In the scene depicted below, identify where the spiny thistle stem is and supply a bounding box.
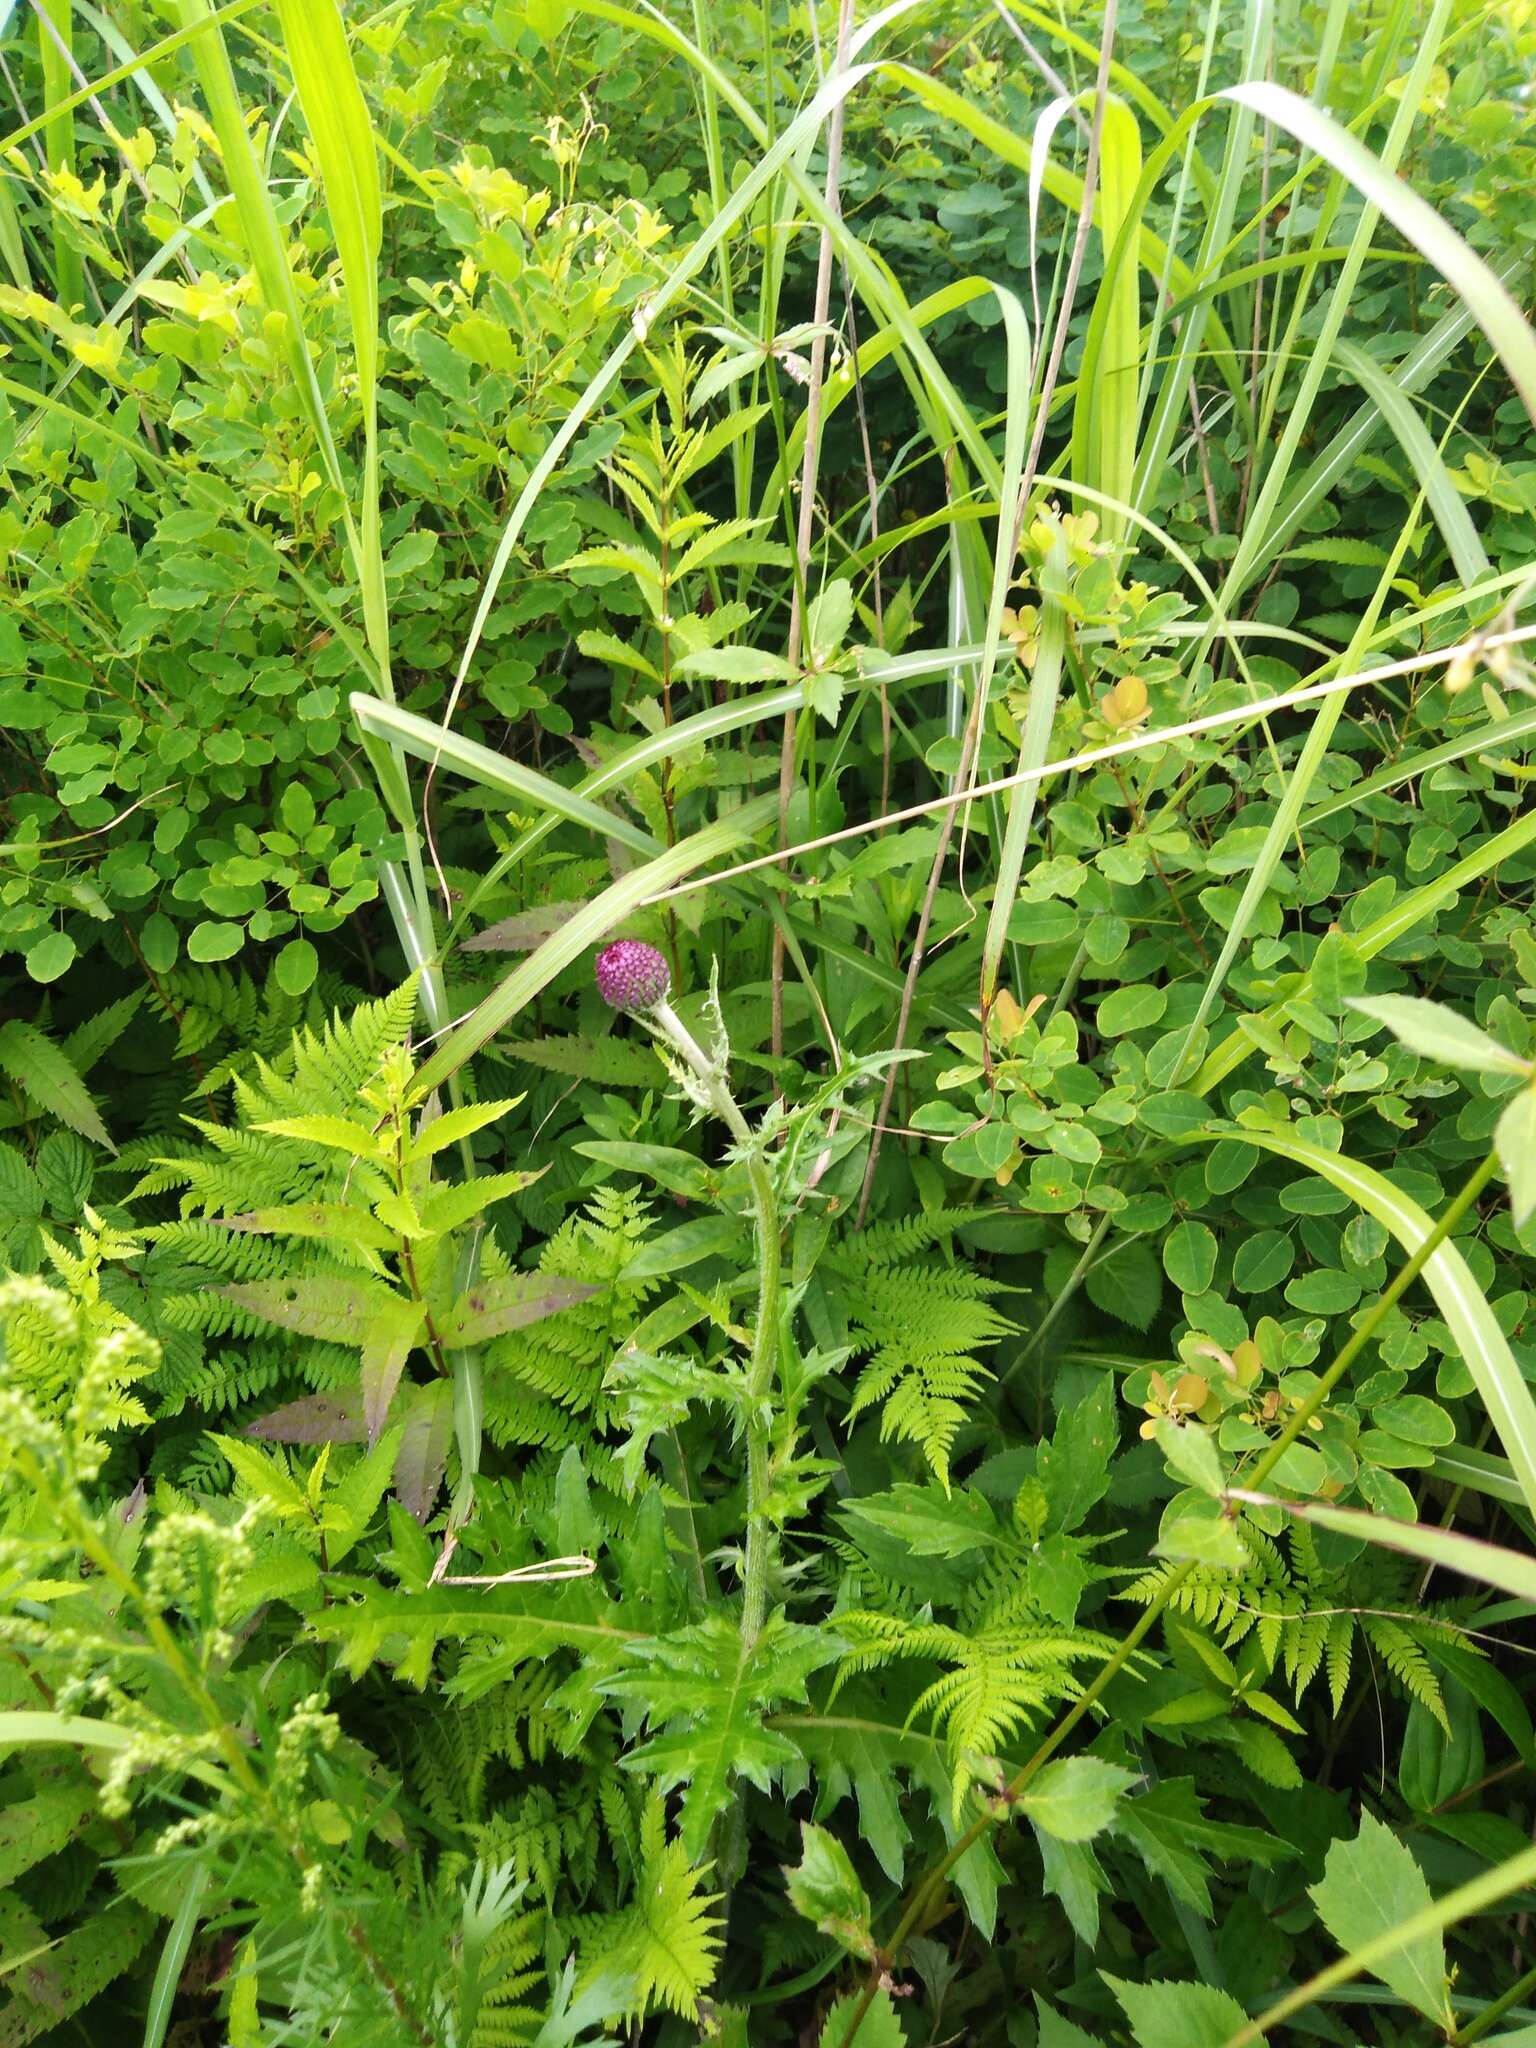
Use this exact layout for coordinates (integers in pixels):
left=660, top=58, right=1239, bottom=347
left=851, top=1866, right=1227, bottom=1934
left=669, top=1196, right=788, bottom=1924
left=595, top=945, right=782, bottom=1651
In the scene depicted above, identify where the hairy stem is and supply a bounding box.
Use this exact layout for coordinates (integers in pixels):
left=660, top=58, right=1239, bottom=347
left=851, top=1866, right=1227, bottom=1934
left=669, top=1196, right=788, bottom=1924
left=649, top=1000, right=781, bottom=1649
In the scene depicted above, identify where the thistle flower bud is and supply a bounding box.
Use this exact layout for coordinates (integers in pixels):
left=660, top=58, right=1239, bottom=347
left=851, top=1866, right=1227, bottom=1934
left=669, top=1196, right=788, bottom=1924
left=595, top=940, right=671, bottom=1014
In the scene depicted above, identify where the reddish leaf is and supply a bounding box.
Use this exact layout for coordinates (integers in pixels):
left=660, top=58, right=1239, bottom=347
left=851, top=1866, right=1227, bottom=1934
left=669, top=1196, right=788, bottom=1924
left=438, top=1274, right=599, bottom=1347
left=393, top=1383, right=454, bottom=1522
left=245, top=1393, right=365, bottom=1444
left=362, top=1297, right=427, bottom=1447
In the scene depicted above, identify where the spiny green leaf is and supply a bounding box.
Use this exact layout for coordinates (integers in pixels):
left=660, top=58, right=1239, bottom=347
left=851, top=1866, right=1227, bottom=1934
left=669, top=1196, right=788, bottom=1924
left=1309, top=1811, right=1450, bottom=2026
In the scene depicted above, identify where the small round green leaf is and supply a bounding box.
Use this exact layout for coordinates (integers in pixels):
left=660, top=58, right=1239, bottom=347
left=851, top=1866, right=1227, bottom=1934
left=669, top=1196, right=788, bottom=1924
left=275, top=937, right=318, bottom=996
left=25, top=932, right=76, bottom=984
left=1233, top=1229, right=1296, bottom=1293
left=140, top=912, right=179, bottom=974
left=187, top=920, right=244, bottom=963
left=1163, top=1219, right=1217, bottom=1295
left=1097, top=984, right=1167, bottom=1036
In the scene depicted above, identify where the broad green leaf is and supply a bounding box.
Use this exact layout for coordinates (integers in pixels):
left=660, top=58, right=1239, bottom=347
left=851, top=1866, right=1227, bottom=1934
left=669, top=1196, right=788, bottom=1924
left=186, top=918, right=243, bottom=963
left=1155, top=1503, right=1249, bottom=1571
left=25, top=930, right=75, bottom=983
left=274, top=937, right=318, bottom=996
left=1349, top=996, right=1529, bottom=1077
left=818, top=1990, right=904, bottom=2048
left=1037, top=1374, right=1116, bottom=1533
left=392, top=1381, right=454, bottom=1523
left=1034, top=1999, right=1100, bottom=2048
left=783, top=1822, right=874, bottom=1959
left=1154, top=1418, right=1225, bottom=1498
left=1022, top=1757, right=1139, bottom=1842
left=843, top=1484, right=1003, bottom=1559
left=219, top=1203, right=398, bottom=1255
left=1309, top=1811, right=1451, bottom=2027
left=1105, top=1974, right=1251, bottom=2048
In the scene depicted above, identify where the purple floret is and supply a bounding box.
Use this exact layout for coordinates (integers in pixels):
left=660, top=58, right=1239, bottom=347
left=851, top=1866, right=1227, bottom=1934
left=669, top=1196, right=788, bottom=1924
left=595, top=940, right=671, bottom=1014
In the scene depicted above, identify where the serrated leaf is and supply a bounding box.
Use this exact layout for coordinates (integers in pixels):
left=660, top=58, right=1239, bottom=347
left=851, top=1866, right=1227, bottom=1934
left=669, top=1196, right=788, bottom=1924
left=1105, top=1975, right=1251, bottom=2048
left=1035, top=1998, right=1101, bottom=2048
left=1155, top=1417, right=1226, bottom=1497
left=602, top=1614, right=841, bottom=1858
left=783, top=1822, right=874, bottom=1959
left=0, top=1018, right=112, bottom=1151
left=808, top=578, right=854, bottom=661
left=1350, top=995, right=1529, bottom=1076
left=409, top=1097, right=522, bottom=1159
left=818, top=1989, right=904, bottom=2048
left=1085, top=1236, right=1161, bottom=1329
left=1023, top=1756, right=1139, bottom=1842
left=256, top=1113, right=386, bottom=1163
left=1037, top=1375, right=1116, bottom=1533
left=1310, top=1811, right=1450, bottom=2025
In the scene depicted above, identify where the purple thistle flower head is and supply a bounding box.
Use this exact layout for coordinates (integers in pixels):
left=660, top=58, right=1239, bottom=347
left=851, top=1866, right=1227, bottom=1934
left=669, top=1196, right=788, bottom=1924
left=595, top=940, right=671, bottom=1015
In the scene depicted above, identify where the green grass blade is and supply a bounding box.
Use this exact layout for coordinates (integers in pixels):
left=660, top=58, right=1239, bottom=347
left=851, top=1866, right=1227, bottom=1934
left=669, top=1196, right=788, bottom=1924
left=35, top=0, right=82, bottom=312
left=350, top=697, right=660, bottom=859
left=1070, top=93, right=1143, bottom=551
left=1228, top=81, right=1536, bottom=427
left=143, top=1859, right=211, bottom=2048
left=981, top=582, right=1065, bottom=1009
left=1329, top=338, right=1488, bottom=586
left=1231, top=1490, right=1536, bottom=1602
left=269, top=0, right=389, bottom=686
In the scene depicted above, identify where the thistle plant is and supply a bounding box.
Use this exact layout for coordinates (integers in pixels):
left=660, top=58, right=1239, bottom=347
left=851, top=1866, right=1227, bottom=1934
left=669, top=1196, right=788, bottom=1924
left=594, top=940, right=782, bottom=1649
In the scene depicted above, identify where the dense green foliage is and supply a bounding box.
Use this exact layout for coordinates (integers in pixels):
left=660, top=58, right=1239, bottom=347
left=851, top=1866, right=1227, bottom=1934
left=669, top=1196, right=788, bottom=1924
left=3, top=0, right=1536, bottom=2042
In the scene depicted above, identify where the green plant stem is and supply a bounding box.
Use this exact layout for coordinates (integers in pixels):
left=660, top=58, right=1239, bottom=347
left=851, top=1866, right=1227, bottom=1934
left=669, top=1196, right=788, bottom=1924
left=649, top=1000, right=781, bottom=1652
left=1456, top=1960, right=1536, bottom=2046
left=841, top=1143, right=1502, bottom=2044
left=738, top=1143, right=782, bottom=1653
